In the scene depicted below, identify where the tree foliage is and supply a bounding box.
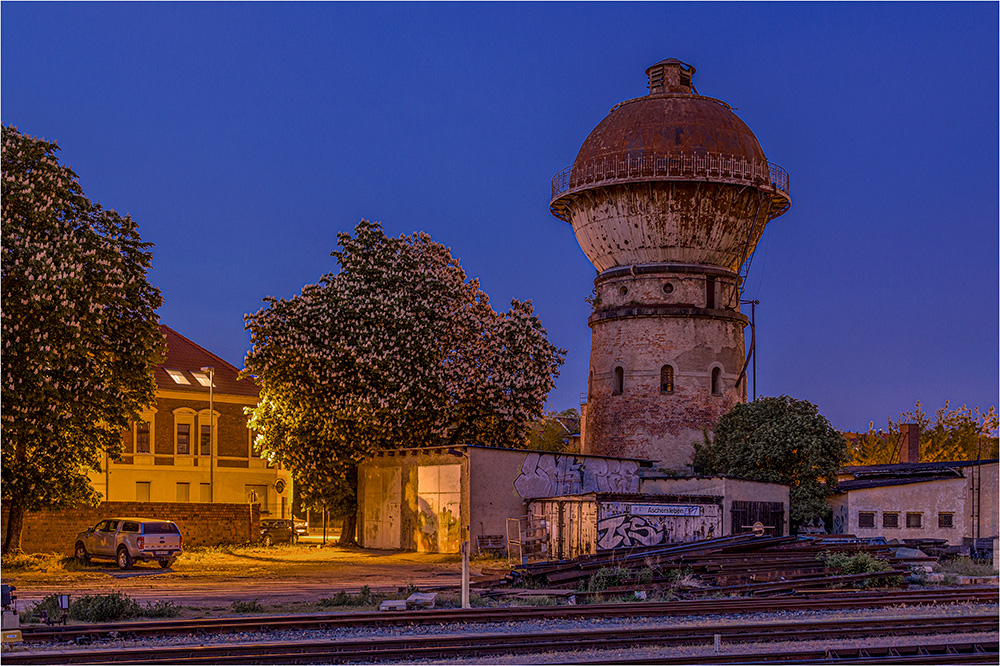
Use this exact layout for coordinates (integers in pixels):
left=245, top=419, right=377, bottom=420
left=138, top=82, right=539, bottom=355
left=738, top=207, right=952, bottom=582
left=847, top=401, right=999, bottom=466
left=1, top=126, right=164, bottom=554
left=526, top=408, right=581, bottom=453
left=243, top=220, right=565, bottom=521
left=692, top=395, right=848, bottom=524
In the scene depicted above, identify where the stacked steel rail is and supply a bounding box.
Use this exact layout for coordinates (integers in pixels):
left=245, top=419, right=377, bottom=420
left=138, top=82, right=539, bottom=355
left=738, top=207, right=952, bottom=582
left=497, top=533, right=932, bottom=597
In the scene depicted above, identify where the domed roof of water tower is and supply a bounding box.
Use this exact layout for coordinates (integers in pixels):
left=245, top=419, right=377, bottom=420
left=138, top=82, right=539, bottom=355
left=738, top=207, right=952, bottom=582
left=550, top=59, right=790, bottom=226
left=575, top=59, right=765, bottom=167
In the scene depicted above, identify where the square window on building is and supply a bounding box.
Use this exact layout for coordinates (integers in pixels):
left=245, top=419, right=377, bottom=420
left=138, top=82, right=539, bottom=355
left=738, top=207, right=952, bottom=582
left=938, top=512, right=954, bottom=528
left=858, top=512, right=875, bottom=528
left=136, top=421, right=151, bottom=454
left=177, top=423, right=190, bottom=455
left=136, top=481, right=151, bottom=502
left=176, top=482, right=190, bottom=502
left=906, top=512, right=922, bottom=529
left=200, top=425, right=212, bottom=456
left=882, top=512, right=899, bottom=528
left=200, top=483, right=211, bottom=503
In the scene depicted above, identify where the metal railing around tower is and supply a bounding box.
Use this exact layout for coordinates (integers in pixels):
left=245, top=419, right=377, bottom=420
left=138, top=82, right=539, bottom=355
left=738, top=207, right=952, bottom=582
left=550, top=152, right=789, bottom=201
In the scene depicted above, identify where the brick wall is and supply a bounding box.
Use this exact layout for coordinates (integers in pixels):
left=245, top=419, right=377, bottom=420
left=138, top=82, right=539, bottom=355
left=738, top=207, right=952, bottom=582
left=2, top=501, right=260, bottom=555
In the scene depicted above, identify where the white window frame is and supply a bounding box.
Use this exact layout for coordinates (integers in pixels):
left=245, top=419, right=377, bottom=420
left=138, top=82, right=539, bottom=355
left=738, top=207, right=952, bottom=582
left=173, top=407, right=197, bottom=456
left=165, top=369, right=190, bottom=385
left=132, top=408, right=157, bottom=455
left=197, top=409, right=219, bottom=457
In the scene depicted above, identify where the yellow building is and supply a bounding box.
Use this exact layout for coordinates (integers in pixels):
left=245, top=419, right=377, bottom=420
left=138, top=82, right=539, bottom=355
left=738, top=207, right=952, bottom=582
left=89, top=325, right=292, bottom=517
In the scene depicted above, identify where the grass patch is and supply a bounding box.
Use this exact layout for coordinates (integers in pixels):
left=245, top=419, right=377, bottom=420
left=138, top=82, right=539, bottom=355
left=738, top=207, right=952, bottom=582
left=936, top=557, right=997, bottom=577
left=230, top=599, right=265, bottom=613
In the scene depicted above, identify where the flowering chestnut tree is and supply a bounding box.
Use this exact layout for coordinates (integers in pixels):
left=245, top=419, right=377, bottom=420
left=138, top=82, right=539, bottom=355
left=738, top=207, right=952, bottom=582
left=243, top=220, right=564, bottom=539
left=2, top=126, right=164, bottom=555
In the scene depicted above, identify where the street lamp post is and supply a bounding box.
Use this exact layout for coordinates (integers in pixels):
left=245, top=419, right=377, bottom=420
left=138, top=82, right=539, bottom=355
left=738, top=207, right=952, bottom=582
left=201, top=366, right=214, bottom=503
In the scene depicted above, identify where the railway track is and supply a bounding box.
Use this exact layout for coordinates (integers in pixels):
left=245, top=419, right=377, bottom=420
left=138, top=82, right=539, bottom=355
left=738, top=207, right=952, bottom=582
left=5, top=614, right=997, bottom=664
left=17, top=586, right=997, bottom=644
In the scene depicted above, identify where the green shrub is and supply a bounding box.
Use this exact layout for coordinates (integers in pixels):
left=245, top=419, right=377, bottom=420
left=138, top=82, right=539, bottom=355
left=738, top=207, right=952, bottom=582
left=71, top=593, right=143, bottom=622
left=821, top=551, right=903, bottom=588
left=318, top=586, right=381, bottom=608
left=586, top=566, right=632, bottom=593
left=21, top=592, right=179, bottom=624
left=141, top=600, right=180, bottom=618
left=230, top=599, right=264, bottom=613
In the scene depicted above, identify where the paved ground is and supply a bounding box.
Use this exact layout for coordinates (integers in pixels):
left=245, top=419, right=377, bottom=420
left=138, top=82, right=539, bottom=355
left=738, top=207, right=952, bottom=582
left=7, top=544, right=472, bottom=609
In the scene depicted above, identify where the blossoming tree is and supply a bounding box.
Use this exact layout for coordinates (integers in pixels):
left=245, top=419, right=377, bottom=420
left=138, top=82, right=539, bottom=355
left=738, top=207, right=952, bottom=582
left=243, top=220, right=565, bottom=542
left=2, top=126, right=164, bottom=555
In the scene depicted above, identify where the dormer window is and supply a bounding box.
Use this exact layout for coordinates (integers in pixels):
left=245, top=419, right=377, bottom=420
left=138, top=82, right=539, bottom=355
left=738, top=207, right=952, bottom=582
left=191, top=372, right=214, bottom=388
left=165, top=369, right=190, bottom=385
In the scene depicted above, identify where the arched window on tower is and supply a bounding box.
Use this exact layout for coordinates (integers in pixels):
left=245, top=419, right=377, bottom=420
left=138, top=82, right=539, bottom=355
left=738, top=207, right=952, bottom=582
left=660, top=365, right=674, bottom=393
left=711, top=367, right=722, bottom=396
left=588, top=368, right=594, bottom=400
left=612, top=366, right=624, bottom=395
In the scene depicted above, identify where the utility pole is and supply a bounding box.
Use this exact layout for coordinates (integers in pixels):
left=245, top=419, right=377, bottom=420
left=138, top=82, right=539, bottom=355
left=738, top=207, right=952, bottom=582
left=201, top=366, right=215, bottom=503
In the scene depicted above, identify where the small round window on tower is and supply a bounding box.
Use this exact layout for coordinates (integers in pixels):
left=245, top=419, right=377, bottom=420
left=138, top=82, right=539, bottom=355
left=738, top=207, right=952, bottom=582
left=663, top=282, right=674, bottom=294
left=619, top=286, right=628, bottom=297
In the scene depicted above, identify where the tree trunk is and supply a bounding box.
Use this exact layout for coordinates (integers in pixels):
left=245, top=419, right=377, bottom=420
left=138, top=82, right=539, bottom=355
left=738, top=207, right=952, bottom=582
left=338, top=513, right=358, bottom=546
left=2, top=501, right=25, bottom=556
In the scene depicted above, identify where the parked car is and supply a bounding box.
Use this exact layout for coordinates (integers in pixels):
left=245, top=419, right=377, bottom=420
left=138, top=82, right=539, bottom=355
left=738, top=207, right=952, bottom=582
left=293, top=519, right=308, bottom=537
left=74, top=518, right=182, bottom=570
left=259, top=519, right=298, bottom=545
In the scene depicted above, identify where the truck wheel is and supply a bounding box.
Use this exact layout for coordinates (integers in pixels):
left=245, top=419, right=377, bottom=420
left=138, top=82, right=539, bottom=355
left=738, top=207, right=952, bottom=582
left=75, top=542, right=90, bottom=563
left=117, top=547, right=133, bottom=570
left=262, top=535, right=273, bottom=547
left=158, top=559, right=173, bottom=569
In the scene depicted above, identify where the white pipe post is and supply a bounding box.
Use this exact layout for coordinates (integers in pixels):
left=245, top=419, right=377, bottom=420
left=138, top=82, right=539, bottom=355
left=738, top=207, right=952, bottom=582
left=461, top=540, right=470, bottom=609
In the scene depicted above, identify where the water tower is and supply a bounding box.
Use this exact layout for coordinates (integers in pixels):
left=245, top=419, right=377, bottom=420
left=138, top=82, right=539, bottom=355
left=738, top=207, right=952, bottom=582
left=550, top=59, right=790, bottom=468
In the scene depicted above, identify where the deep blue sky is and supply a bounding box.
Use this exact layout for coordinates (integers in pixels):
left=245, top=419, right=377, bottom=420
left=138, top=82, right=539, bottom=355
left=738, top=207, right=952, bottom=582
left=3, top=2, right=997, bottom=432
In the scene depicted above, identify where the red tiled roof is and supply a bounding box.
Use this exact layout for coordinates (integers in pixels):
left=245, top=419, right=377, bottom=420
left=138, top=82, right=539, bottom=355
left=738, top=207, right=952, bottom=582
left=156, top=325, right=259, bottom=398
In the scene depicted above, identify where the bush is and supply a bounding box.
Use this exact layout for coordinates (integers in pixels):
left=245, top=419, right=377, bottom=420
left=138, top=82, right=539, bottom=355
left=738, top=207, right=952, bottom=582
left=142, top=600, right=180, bottom=618
left=585, top=566, right=632, bottom=593
left=318, top=586, right=381, bottom=608
left=230, top=599, right=264, bottom=613
left=20, top=593, right=180, bottom=624
left=936, top=557, right=997, bottom=577
left=821, top=551, right=903, bottom=588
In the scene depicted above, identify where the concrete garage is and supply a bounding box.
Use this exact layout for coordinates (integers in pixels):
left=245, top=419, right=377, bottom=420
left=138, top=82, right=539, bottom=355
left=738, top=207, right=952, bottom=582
left=357, top=445, right=791, bottom=556
left=358, top=445, right=653, bottom=553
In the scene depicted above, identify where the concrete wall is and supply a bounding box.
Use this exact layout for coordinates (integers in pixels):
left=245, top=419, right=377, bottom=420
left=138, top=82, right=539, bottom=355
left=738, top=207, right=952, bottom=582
left=831, top=463, right=998, bottom=547
left=833, top=478, right=969, bottom=544
left=639, top=475, right=790, bottom=536
left=1, top=501, right=260, bottom=555
left=358, top=449, right=470, bottom=553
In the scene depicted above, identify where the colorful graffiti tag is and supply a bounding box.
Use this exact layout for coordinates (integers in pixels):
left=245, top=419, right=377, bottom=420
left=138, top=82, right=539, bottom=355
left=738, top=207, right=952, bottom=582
left=513, top=453, right=640, bottom=498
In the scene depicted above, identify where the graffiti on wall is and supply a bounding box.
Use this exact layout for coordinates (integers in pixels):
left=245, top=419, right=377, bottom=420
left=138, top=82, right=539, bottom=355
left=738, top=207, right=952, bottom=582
left=513, top=453, right=640, bottom=498
left=596, top=514, right=664, bottom=550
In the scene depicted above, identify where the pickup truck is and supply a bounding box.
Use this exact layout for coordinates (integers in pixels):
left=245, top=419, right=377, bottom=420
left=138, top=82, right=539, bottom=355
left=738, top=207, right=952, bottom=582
left=74, top=517, right=182, bottom=570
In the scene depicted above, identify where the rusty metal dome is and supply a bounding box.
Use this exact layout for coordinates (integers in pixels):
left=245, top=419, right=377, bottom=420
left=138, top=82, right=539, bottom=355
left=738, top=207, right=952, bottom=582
left=550, top=60, right=789, bottom=227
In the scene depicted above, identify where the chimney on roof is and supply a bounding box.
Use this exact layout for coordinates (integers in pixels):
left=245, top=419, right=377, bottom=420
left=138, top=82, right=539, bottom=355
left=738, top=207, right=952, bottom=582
left=899, top=423, right=920, bottom=463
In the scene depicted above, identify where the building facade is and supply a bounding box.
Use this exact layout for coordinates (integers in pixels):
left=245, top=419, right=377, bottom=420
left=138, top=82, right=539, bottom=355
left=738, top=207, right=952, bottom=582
left=830, top=460, right=998, bottom=550
left=87, top=325, right=292, bottom=518
left=549, top=59, right=790, bottom=469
